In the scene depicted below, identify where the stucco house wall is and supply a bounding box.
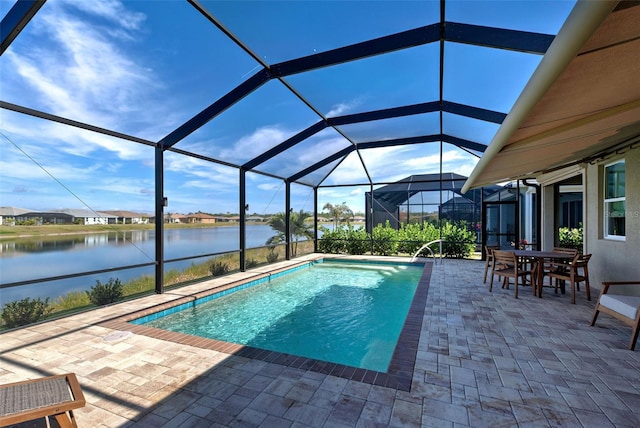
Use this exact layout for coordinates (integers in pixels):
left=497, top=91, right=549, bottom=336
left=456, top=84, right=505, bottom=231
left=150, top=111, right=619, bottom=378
left=540, top=145, right=639, bottom=296
left=585, top=145, right=640, bottom=295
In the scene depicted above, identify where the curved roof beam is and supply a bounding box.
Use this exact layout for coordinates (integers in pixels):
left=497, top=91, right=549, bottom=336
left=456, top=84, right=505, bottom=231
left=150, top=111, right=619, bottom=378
left=328, top=102, right=439, bottom=127
left=441, top=135, right=489, bottom=153
left=356, top=135, right=486, bottom=153
left=159, top=69, right=272, bottom=148
left=245, top=101, right=502, bottom=171
left=287, top=134, right=487, bottom=184
left=289, top=146, right=354, bottom=183
left=358, top=135, right=442, bottom=151
left=243, top=120, right=327, bottom=170
left=1, top=101, right=156, bottom=148
left=243, top=104, right=439, bottom=171
left=441, top=101, right=506, bottom=124
left=272, top=24, right=440, bottom=77
left=445, top=22, right=554, bottom=54
left=0, top=0, right=44, bottom=55
left=272, top=22, right=553, bottom=77
left=159, top=17, right=549, bottom=149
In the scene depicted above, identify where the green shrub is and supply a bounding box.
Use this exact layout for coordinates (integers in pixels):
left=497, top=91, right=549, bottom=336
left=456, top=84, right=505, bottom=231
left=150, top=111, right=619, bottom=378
left=343, top=225, right=370, bottom=255
left=246, top=258, right=259, bottom=269
left=372, top=221, right=399, bottom=255
left=209, top=260, right=229, bottom=276
left=558, top=225, right=583, bottom=252
left=15, top=218, right=39, bottom=226
left=318, top=226, right=346, bottom=254
left=397, top=222, right=440, bottom=255
left=1, top=297, right=52, bottom=328
left=320, top=220, right=476, bottom=258
left=396, top=223, right=420, bottom=255
left=266, top=248, right=279, bottom=263
left=440, top=222, right=476, bottom=258
left=86, top=278, right=124, bottom=306
left=319, top=225, right=372, bottom=255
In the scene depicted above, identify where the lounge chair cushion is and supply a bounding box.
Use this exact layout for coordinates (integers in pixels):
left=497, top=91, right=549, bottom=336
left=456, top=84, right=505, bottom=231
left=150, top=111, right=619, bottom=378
left=599, top=294, right=640, bottom=320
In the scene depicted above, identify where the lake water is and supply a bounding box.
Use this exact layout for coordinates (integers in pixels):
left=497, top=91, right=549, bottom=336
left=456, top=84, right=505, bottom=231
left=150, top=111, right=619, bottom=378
left=0, top=225, right=295, bottom=304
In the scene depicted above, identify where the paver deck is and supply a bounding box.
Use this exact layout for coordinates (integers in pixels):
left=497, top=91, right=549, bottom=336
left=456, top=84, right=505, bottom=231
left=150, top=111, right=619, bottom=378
left=1, top=256, right=639, bottom=427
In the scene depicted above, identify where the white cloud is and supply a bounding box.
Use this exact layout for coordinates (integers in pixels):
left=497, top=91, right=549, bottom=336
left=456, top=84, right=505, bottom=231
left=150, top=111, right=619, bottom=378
left=164, top=154, right=239, bottom=192
left=326, top=152, right=367, bottom=183
left=90, top=177, right=153, bottom=196
left=325, top=98, right=366, bottom=118
left=218, top=125, right=289, bottom=163
left=326, top=102, right=352, bottom=118
left=318, top=187, right=368, bottom=214
left=296, top=135, right=349, bottom=166
left=2, top=111, right=151, bottom=161
left=325, top=146, right=409, bottom=184
left=66, top=0, right=146, bottom=32
left=2, top=1, right=170, bottom=140
left=322, top=144, right=480, bottom=185
left=257, top=182, right=283, bottom=192
left=1, top=136, right=100, bottom=183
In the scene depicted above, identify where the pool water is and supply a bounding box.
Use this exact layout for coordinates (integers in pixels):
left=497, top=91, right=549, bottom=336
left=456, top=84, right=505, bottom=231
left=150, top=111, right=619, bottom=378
left=135, top=260, right=422, bottom=372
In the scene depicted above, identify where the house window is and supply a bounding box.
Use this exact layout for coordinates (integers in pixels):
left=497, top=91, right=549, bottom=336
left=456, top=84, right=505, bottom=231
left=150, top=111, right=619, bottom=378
left=604, top=160, right=625, bottom=239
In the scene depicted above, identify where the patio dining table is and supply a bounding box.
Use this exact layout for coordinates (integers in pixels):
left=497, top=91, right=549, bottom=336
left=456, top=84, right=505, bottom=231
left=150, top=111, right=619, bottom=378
left=507, top=250, right=575, bottom=298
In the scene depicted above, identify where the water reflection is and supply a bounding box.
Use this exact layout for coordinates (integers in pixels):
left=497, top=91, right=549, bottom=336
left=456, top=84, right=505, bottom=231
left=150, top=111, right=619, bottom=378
left=0, top=225, right=282, bottom=298
left=1, top=230, right=153, bottom=255
left=2, top=238, right=78, bottom=254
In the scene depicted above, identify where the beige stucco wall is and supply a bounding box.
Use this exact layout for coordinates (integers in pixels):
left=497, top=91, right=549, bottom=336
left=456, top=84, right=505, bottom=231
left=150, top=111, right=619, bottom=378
left=585, top=145, right=640, bottom=294
left=541, top=185, right=556, bottom=251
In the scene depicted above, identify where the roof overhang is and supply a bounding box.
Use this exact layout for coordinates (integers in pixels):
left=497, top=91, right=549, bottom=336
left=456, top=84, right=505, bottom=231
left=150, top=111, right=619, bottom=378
left=462, top=0, right=640, bottom=192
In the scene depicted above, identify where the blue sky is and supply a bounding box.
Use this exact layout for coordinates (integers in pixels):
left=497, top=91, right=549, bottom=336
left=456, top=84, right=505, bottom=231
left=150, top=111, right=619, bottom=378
left=0, top=0, right=575, bottom=215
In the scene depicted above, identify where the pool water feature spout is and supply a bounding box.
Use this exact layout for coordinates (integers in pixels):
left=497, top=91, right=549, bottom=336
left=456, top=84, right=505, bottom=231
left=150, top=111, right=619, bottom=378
left=411, top=239, right=443, bottom=263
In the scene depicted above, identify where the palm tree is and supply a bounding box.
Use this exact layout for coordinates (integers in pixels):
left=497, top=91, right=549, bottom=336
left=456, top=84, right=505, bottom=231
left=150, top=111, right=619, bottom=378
left=322, top=202, right=354, bottom=229
left=266, top=210, right=313, bottom=257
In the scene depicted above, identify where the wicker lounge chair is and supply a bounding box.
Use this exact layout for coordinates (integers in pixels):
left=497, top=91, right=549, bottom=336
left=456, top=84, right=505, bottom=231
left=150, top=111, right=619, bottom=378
left=0, top=373, right=85, bottom=427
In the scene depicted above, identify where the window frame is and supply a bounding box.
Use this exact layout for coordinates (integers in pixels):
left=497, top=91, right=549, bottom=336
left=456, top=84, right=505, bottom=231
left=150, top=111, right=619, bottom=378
left=603, top=159, right=626, bottom=241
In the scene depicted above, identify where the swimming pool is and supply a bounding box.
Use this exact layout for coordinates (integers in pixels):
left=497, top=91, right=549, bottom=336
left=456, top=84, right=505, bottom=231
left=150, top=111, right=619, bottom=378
left=131, top=259, right=423, bottom=372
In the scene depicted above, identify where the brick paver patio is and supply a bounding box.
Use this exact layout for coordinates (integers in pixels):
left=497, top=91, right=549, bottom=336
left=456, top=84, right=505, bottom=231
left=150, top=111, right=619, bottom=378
left=1, top=256, right=638, bottom=427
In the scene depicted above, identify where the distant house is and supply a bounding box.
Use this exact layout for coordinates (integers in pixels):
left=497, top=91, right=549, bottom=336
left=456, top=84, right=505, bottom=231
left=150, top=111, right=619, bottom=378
left=0, top=206, right=31, bottom=225
left=14, top=209, right=118, bottom=225
left=213, top=216, right=240, bottom=223
left=246, top=216, right=266, bottom=222
left=166, top=213, right=187, bottom=223
left=185, top=213, right=216, bottom=224
left=101, top=210, right=150, bottom=224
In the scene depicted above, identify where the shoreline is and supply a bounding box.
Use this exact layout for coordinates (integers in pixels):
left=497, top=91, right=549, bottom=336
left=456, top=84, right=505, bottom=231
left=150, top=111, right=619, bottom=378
left=0, top=221, right=347, bottom=240
left=0, top=222, right=238, bottom=240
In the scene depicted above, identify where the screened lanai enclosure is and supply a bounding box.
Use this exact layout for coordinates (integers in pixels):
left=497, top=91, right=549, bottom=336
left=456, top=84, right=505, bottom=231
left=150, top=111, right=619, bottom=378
left=1, top=0, right=578, bottom=305
left=365, top=173, right=500, bottom=232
